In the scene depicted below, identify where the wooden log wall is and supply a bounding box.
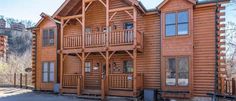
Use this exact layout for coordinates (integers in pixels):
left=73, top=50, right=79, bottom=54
left=216, top=3, right=227, bottom=94
left=193, top=6, right=216, bottom=96
left=32, top=31, right=37, bottom=85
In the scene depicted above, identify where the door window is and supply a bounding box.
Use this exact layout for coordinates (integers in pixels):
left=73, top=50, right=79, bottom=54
left=42, top=62, right=54, bottom=83
left=85, top=62, right=91, bottom=73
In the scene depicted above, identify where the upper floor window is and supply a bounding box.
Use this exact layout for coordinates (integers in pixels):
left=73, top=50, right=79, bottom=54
left=165, top=11, right=189, bottom=37
left=43, top=28, right=55, bottom=47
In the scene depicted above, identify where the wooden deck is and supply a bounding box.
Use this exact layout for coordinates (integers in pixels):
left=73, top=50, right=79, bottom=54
left=63, top=29, right=143, bottom=53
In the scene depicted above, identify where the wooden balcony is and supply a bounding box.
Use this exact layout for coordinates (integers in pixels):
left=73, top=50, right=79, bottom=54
left=63, top=29, right=143, bottom=52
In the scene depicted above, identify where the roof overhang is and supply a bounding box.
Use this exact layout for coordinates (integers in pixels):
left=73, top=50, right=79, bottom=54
left=35, top=12, right=60, bottom=28
left=157, top=0, right=197, bottom=10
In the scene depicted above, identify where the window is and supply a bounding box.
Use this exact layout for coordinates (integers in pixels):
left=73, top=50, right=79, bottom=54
left=124, top=22, right=133, bottom=30
left=124, top=22, right=134, bottom=43
left=123, top=60, right=133, bottom=73
left=42, top=28, right=55, bottom=46
left=166, top=57, right=189, bottom=86
left=165, top=11, right=189, bottom=36
left=42, top=62, right=54, bottom=83
left=85, top=62, right=91, bottom=73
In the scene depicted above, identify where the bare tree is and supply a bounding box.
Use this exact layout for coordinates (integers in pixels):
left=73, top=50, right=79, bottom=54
left=226, top=22, right=236, bottom=78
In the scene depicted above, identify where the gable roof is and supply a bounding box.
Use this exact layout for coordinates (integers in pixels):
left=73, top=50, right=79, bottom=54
left=35, top=12, right=60, bottom=27
left=52, top=0, right=146, bottom=18
left=157, top=0, right=197, bottom=10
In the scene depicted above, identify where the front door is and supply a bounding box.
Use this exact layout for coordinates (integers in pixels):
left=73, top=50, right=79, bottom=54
left=84, top=60, right=102, bottom=90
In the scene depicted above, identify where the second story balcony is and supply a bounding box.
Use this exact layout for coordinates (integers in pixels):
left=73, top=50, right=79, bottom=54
left=63, top=29, right=143, bottom=52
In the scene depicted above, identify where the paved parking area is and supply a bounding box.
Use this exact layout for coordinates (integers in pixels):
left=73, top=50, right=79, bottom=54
left=0, top=87, right=95, bottom=101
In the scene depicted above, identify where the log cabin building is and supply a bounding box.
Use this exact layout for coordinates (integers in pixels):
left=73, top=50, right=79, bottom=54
left=32, top=0, right=229, bottom=100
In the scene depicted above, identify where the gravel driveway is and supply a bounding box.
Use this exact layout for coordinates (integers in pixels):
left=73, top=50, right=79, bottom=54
left=0, top=87, right=96, bottom=101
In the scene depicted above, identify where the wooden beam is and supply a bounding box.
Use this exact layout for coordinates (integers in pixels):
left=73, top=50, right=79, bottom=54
left=109, top=12, right=117, bottom=21
left=106, top=0, right=109, bottom=48
left=82, top=0, right=85, bottom=49
left=81, top=52, right=85, bottom=90
left=99, top=52, right=106, bottom=59
left=85, top=0, right=96, bottom=3
left=61, top=14, right=82, bottom=20
left=109, top=6, right=133, bottom=13
left=125, top=50, right=134, bottom=59
left=85, top=1, right=93, bottom=12
left=63, top=19, right=71, bottom=28
left=85, top=52, right=91, bottom=59
left=109, top=51, right=116, bottom=59
left=64, top=0, right=80, bottom=16
left=59, top=19, right=64, bottom=92
left=99, top=0, right=107, bottom=7
left=76, top=54, right=82, bottom=60
left=76, top=18, right=82, bottom=25
left=133, top=49, right=137, bottom=96
left=124, top=10, right=134, bottom=19
left=133, top=7, right=137, bottom=47
left=63, top=54, right=68, bottom=61
left=72, top=5, right=82, bottom=15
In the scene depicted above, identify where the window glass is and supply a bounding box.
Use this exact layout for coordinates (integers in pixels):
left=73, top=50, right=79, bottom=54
left=42, top=28, right=55, bottom=46
left=42, top=62, right=54, bottom=83
left=43, top=73, right=48, bottom=82
left=85, top=27, right=91, bottom=33
left=85, top=62, right=91, bottom=73
left=124, top=60, right=133, bottom=73
left=49, top=63, right=54, bottom=72
left=43, top=62, right=48, bottom=72
left=178, top=11, right=188, bottom=23
left=178, top=57, right=189, bottom=86
left=49, top=62, right=54, bottom=82
left=165, top=11, right=189, bottom=36
left=166, top=25, right=176, bottom=36
left=49, top=29, right=54, bottom=45
left=43, top=30, right=48, bottom=46
left=166, top=58, right=176, bottom=86
left=124, top=22, right=133, bottom=30
left=178, top=24, right=188, bottom=35
left=166, top=13, right=176, bottom=24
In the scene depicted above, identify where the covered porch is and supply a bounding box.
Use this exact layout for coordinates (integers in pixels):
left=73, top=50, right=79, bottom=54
left=60, top=51, right=144, bottom=97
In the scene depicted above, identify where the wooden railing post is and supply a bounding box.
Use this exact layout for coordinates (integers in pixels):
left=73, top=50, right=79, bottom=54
left=77, top=76, right=81, bottom=96
left=14, top=73, right=16, bottom=87
left=233, top=78, right=236, bottom=95
left=25, top=74, right=27, bottom=89
left=20, top=73, right=22, bottom=88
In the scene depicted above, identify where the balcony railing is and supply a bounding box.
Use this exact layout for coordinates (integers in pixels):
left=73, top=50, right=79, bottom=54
left=63, top=29, right=143, bottom=49
left=108, top=73, right=144, bottom=91
left=62, top=74, right=82, bottom=88
left=109, top=29, right=134, bottom=46
left=64, top=34, right=82, bottom=49
left=108, top=74, right=133, bottom=90
left=85, top=32, right=106, bottom=47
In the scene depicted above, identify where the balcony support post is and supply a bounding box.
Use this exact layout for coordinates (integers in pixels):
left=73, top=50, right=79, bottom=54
left=133, top=49, right=137, bottom=96
left=133, top=7, right=137, bottom=48
left=59, top=18, right=64, bottom=94
left=82, top=0, right=85, bottom=49
left=106, top=0, right=109, bottom=48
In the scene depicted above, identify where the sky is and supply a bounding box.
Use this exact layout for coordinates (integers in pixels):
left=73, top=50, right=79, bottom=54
left=0, top=0, right=235, bottom=24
